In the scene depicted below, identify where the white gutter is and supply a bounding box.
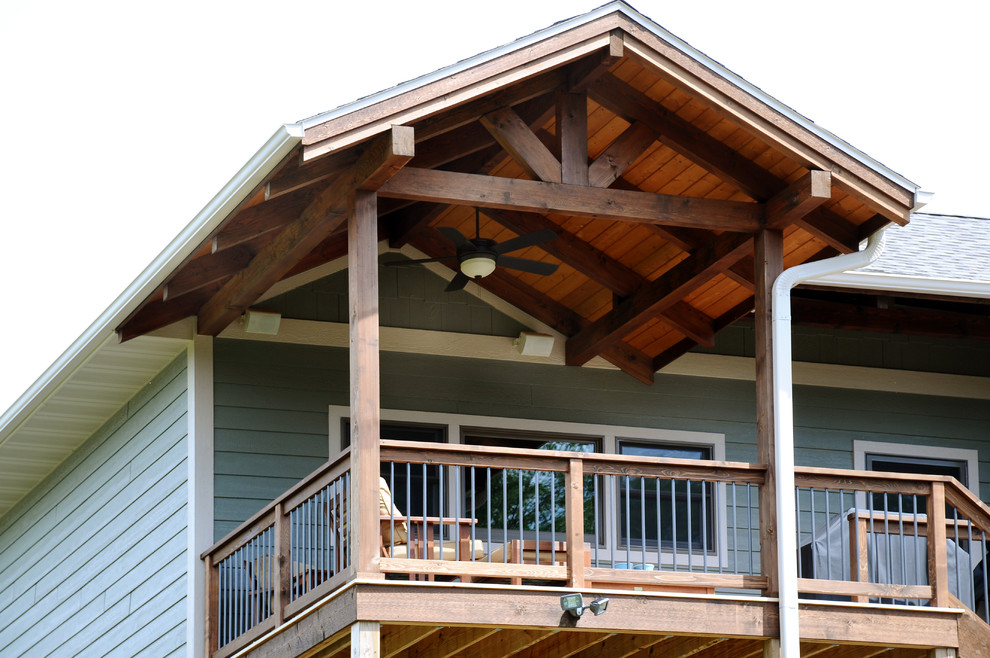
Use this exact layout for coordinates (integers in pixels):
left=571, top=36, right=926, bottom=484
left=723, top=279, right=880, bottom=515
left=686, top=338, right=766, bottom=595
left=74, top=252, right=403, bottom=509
left=0, top=124, right=304, bottom=443
left=771, top=228, right=888, bottom=656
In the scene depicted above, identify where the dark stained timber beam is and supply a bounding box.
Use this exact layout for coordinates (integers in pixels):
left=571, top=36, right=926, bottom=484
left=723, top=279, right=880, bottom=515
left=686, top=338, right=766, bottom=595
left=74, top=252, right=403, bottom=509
left=588, top=121, right=656, bottom=188
left=765, top=170, right=831, bottom=229
left=557, top=91, right=588, bottom=185
left=197, top=126, right=415, bottom=336
left=566, top=232, right=753, bottom=366
left=480, top=106, right=562, bottom=183
left=378, top=168, right=763, bottom=231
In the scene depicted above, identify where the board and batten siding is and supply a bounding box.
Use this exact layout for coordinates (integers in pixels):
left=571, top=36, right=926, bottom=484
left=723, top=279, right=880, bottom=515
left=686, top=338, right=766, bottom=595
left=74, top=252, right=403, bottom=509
left=0, top=355, right=189, bottom=658
left=213, top=338, right=990, bottom=538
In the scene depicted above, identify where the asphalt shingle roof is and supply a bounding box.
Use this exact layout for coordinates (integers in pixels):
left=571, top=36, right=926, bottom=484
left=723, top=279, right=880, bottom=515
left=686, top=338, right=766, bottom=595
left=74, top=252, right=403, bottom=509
left=863, top=213, right=990, bottom=283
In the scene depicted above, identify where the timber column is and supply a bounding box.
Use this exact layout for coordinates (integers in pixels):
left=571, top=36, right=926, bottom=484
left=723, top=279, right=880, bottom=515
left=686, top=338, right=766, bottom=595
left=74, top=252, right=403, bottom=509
left=347, top=126, right=415, bottom=579
left=754, top=228, right=783, bottom=598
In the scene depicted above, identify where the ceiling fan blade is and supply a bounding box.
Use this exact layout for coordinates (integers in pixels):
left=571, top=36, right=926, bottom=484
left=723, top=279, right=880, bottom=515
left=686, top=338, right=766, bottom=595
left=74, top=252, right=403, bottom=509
left=445, top=272, right=470, bottom=292
left=493, top=228, right=557, bottom=255
left=497, top=256, right=559, bottom=276
left=437, top=226, right=473, bottom=249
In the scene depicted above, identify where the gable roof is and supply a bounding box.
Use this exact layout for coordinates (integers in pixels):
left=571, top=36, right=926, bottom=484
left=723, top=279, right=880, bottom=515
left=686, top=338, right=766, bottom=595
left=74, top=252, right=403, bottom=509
left=0, top=1, right=951, bottom=519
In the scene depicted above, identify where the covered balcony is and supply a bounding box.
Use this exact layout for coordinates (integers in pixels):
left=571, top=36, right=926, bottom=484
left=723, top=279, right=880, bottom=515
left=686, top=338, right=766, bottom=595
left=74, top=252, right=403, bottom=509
left=203, top=439, right=990, bottom=657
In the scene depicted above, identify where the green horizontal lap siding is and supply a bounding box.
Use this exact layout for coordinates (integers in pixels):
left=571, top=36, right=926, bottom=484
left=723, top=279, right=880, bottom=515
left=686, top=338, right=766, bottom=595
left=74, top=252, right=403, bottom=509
left=697, top=321, right=990, bottom=377
left=255, top=260, right=527, bottom=337
left=0, top=355, right=189, bottom=658
left=214, top=339, right=990, bottom=538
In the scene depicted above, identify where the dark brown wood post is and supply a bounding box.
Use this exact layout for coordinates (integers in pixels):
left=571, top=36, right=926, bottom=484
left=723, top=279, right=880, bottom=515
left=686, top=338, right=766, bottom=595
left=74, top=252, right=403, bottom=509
left=755, top=228, right=783, bottom=596
left=349, top=188, right=384, bottom=580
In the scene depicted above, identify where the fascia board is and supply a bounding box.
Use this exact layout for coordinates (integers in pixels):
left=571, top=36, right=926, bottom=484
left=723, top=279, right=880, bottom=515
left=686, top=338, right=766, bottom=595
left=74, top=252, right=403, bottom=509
left=0, top=124, right=303, bottom=444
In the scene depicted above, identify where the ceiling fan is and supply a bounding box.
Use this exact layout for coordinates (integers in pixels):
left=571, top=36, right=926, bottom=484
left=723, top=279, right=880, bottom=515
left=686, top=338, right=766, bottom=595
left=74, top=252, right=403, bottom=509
left=396, top=209, right=559, bottom=292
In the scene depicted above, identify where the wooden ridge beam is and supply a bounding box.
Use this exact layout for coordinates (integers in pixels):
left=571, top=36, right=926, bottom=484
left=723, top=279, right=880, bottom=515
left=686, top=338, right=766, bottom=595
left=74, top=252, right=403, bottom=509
left=197, top=126, right=415, bottom=336
left=766, top=170, right=831, bottom=229
left=480, top=106, right=562, bottom=182
left=566, top=232, right=752, bottom=366
left=379, top=167, right=763, bottom=232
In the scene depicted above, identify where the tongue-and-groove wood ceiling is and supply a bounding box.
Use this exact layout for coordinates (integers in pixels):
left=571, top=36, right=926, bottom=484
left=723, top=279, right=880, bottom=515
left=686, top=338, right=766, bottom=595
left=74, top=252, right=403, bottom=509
left=116, top=4, right=916, bottom=384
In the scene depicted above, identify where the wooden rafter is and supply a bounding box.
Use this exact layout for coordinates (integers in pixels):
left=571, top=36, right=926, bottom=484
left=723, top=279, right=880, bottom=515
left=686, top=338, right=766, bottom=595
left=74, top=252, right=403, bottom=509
left=211, top=188, right=318, bottom=252
left=163, top=244, right=254, bottom=302
left=590, top=73, right=863, bottom=251
left=766, top=170, right=832, bottom=229
left=566, top=232, right=752, bottom=366
left=480, top=106, right=562, bottom=182
left=588, top=120, right=655, bottom=188
left=378, top=168, right=763, bottom=232
left=197, top=126, right=415, bottom=336
left=653, top=295, right=755, bottom=372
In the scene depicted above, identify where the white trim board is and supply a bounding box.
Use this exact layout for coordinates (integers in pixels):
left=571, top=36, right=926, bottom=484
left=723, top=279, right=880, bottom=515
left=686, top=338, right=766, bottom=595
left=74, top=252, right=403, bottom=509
left=219, top=318, right=990, bottom=400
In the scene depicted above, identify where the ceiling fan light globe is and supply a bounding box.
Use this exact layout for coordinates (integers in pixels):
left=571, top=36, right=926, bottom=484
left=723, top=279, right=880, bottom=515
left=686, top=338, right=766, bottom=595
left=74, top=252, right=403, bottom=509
left=460, top=255, right=496, bottom=279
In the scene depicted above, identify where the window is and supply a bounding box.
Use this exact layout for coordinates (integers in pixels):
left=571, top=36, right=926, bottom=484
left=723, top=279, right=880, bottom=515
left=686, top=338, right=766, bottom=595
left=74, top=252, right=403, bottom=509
left=617, top=441, right=716, bottom=553
left=463, top=429, right=600, bottom=541
left=854, top=441, right=979, bottom=514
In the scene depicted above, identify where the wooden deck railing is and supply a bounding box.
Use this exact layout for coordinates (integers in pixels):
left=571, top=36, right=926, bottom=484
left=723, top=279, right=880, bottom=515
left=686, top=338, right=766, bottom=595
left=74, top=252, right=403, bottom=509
left=205, top=443, right=990, bottom=655
left=201, top=441, right=768, bottom=656
left=794, top=467, right=990, bottom=620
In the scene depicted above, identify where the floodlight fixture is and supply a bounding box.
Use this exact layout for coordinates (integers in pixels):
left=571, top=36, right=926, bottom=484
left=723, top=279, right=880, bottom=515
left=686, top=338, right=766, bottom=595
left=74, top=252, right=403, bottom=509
left=560, top=593, right=609, bottom=618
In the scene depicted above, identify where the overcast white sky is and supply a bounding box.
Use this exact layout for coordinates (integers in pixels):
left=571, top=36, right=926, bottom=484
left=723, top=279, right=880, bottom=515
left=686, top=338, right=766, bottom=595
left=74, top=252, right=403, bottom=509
left=1, top=0, right=987, bottom=413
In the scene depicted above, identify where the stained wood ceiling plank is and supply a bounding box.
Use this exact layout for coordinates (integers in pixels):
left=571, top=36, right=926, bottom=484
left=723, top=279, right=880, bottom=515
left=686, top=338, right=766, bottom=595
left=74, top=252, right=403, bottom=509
left=379, top=168, right=763, bottom=232
left=197, top=126, right=414, bottom=336
left=480, top=106, right=562, bottom=183
left=566, top=232, right=752, bottom=366
left=571, top=632, right=668, bottom=658
left=515, top=631, right=612, bottom=658
left=382, top=626, right=441, bottom=658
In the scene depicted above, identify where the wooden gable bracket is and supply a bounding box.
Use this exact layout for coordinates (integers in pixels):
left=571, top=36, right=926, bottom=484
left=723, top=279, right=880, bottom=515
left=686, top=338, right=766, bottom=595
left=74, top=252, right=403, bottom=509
left=565, top=232, right=753, bottom=367
left=196, top=125, right=415, bottom=336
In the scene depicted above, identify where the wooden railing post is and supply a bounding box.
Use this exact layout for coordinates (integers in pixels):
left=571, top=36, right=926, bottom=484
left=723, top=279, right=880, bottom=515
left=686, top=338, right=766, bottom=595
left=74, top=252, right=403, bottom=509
left=565, top=458, right=586, bottom=588
left=274, top=502, right=290, bottom=625
left=204, top=554, right=218, bottom=657
left=928, top=482, right=949, bottom=607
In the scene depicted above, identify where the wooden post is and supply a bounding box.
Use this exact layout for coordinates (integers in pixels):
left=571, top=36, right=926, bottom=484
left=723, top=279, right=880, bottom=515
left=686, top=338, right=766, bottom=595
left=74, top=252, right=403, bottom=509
left=204, top=554, right=218, bottom=657
left=755, top=228, right=783, bottom=596
left=928, top=482, right=949, bottom=607
left=351, top=621, right=381, bottom=657
left=274, top=502, right=290, bottom=625
left=763, top=638, right=780, bottom=658
left=349, top=189, right=384, bottom=580
left=565, top=458, right=586, bottom=588
left=557, top=91, right=588, bottom=186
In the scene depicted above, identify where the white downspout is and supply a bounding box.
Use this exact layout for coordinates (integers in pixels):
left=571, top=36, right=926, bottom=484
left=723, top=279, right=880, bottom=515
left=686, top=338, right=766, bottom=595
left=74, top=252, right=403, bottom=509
left=772, top=228, right=888, bottom=656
